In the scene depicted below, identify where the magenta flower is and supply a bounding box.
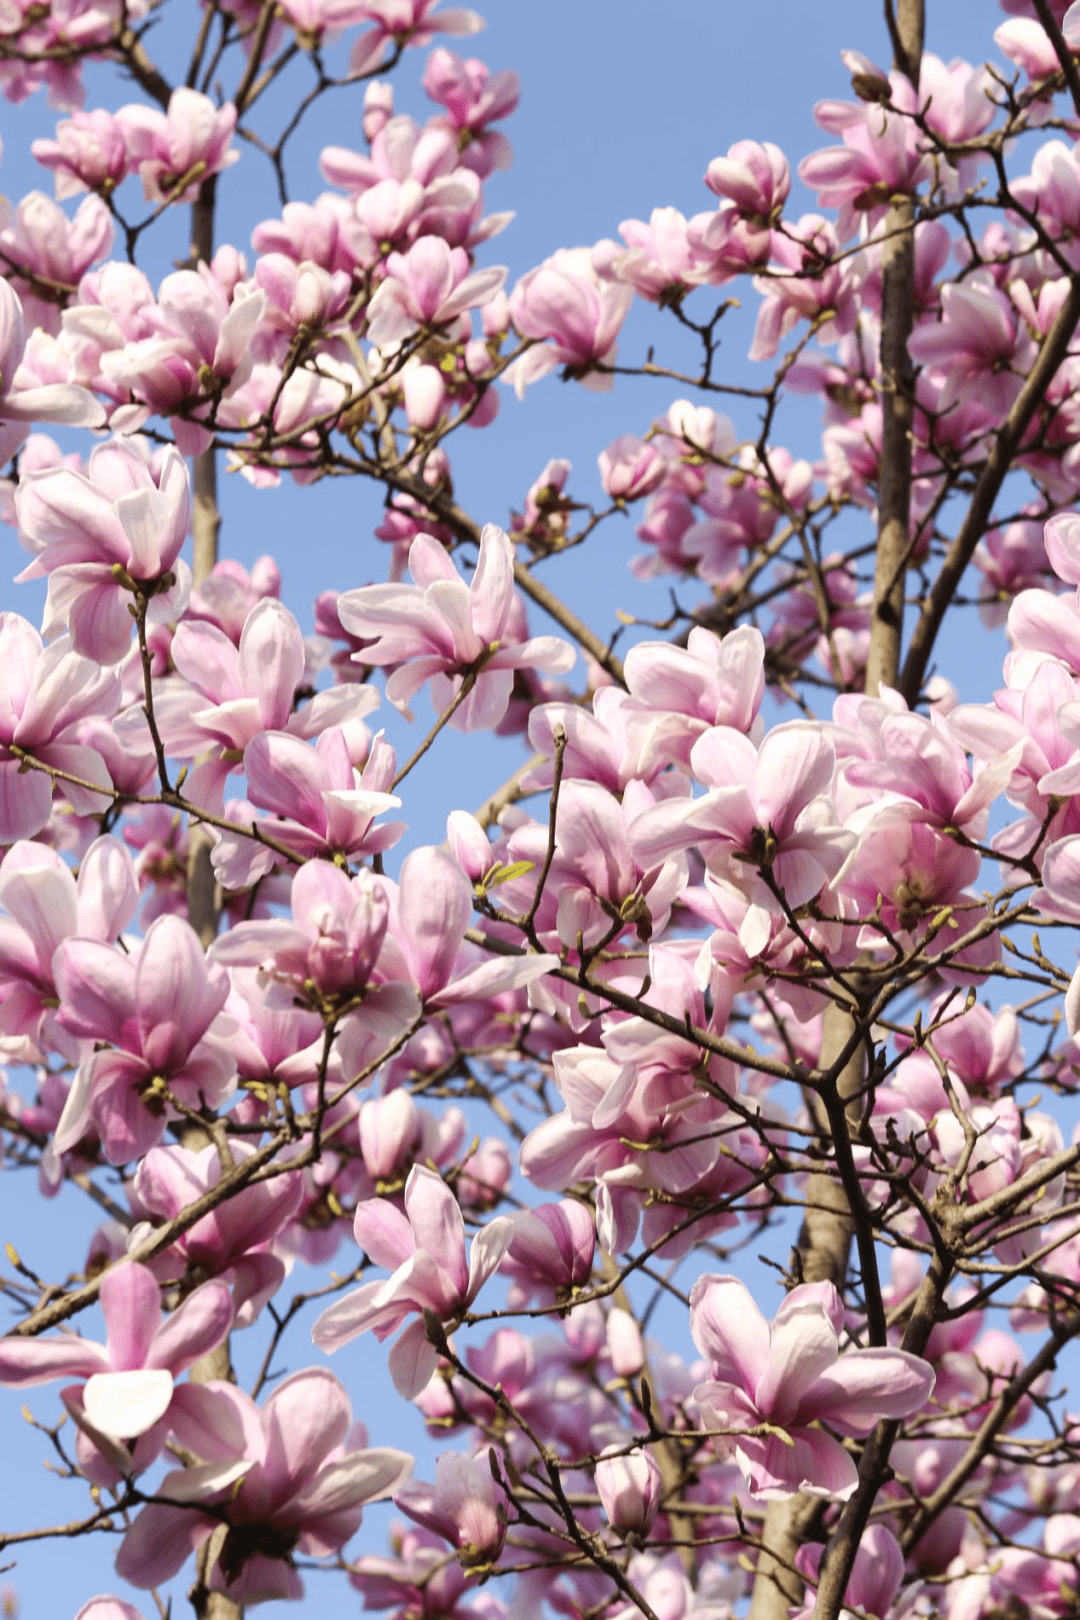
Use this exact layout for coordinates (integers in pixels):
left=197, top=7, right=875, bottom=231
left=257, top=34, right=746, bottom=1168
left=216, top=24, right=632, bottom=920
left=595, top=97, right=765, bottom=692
left=115, top=1368, right=413, bottom=1602
left=0, top=1261, right=232, bottom=1468
left=337, top=524, right=575, bottom=730
left=311, top=1163, right=513, bottom=1397
left=51, top=915, right=237, bottom=1164
left=691, top=1275, right=935, bottom=1500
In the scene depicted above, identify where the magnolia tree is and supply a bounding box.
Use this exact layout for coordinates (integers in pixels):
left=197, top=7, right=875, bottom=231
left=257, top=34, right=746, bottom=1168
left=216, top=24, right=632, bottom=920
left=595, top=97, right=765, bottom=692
left=7, top=0, right=1080, bottom=1617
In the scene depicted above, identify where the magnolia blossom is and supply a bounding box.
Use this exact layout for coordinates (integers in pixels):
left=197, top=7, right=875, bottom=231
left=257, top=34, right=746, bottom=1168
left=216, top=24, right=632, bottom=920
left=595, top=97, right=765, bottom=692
left=115, top=1368, right=413, bottom=1602
left=336, top=523, right=575, bottom=729
left=0, top=1261, right=232, bottom=1479
left=691, top=1275, right=935, bottom=1499
left=311, top=1164, right=513, bottom=1396
left=15, top=438, right=192, bottom=664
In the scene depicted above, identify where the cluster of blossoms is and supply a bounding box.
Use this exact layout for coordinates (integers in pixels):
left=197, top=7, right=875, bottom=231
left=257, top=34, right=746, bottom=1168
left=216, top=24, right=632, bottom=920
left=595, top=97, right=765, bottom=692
left=9, top=3, right=1080, bottom=1620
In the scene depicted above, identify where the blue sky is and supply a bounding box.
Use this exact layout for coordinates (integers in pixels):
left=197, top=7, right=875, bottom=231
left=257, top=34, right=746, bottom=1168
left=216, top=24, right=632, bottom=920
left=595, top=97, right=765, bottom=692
left=0, top=2, right=1008, bottom=1615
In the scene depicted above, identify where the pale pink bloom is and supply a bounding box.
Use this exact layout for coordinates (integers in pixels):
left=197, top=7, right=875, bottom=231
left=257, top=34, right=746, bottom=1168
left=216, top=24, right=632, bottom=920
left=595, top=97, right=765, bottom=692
left=705, top=140, right=790, bottom=218
left=366, top=236, right=507, bottom=345
left=0, top=615, right=119, bottom=842
left=15, top=438, right=191, bottom=664
left=622, top=624, right=766, bottom=764
left=0, top=1260, right=231, bottom=1475
left=337, top=524, right=575, bottom=730
left=31, top=107, right=129, bottom=199
left=995, top=11, right=1080, bottom=81
left=423, top=48, right=519, bottom=177
left=0, top=279, right=104, bottom=463
left=629, top=721, right=849, bottom=956
left=101, top=267, right=265, bottom=453
left=51, top=915, right=237, bottom=1164
left=691, top=1275, right=934, bottom=1499
left=908, top=279, right=1037, bottom=420
left=129, top=1139, right=303, bottom=1320
left=749, top=214, right=855, bottom=361
left=379, top=844, right=558, bottom=1005
left=311, top=1163, right=513, bottom=1396
left=596, top=206, right=718, bottom=300
left=348, top=0, right=483, bottom=76
left=396, top=1451, right=508, bottom=1564
left=607, top=1308, right=645, bottom=1378
left=232, top=726, right=403, bottom=876
left=507, top=247, right=634, bottom=395
left=496, top=778, right=689, bottom=953
left=0, top=190, right=113, bottom=333
left=0, top=835, right=136, bottom=1057
left=115, top=1368, right=412, bottom=1601
left=116, top=88, right=239, bottom=203
left=148, top=597, right=312, bottom=813
left=595, top=1446, right=661, bottom=1537
left=363, top=79, right=394, bottom=142
left=974, top=517, right=1054, bottom=625
left=794, top=1523, right=906, bottom=1619
left=800, top=101, right=931, bottom=239
left=502, top=1199, right=595, bottom=1306
left=598, top=434, right=665, bottom=501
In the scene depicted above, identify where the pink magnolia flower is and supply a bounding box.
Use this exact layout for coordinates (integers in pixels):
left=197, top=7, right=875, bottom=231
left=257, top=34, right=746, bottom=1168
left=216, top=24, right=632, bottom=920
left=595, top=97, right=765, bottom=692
left=15, top=437, right=191, bottom=664
left=337, top=524, right=575, bottom=730
left=629, top=721, right=850, bottom=956
left=595, top=1446, right=662, bottom=1537
left=0, top=1261, right=232, bottom=1474
left=0, top=615, right=120, bottom=843
left=211, top=726, right=404, bottom=887
left=115, top=1368, right=413, bottom=1602
left=116, top=88, right=239, bottom=203
left=348, top=0, right=483, bottom=75
left=0, top=279, right=104, bottom=462
left=422, top=48, right=519, bottom=176
left=366, top=236, right=506, bottom=345
left=128, top=1139, right=304, bottom=1322
left=794, top=1523, right=906, bottom=1619
left=51, top=914, right=237, bottom=1164
left=691, top=1275, right=935, bottom=1499
left=311, top=1163, right=513, bottom=1396
left=0, top=191, right=113, bottom=334
left=502, top=1199, right=596, bottom=1307
left=507, top=247, right=634, bottom=395
left=0, top=835, right=137, bottom=1057
left=908, top=279, right=1037, bottom=421
left=395, top=1451, right=508, bottom=1565
left=705, top=140, right=791, bottom=219
left=31, top=108, right=130, bottom=199
left=378, top=844, right=558, bottom=1006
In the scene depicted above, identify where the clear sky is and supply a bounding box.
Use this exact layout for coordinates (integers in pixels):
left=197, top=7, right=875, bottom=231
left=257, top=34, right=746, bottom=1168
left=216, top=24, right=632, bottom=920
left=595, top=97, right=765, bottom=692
left=0, top=3, right=1001, bottom=1615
